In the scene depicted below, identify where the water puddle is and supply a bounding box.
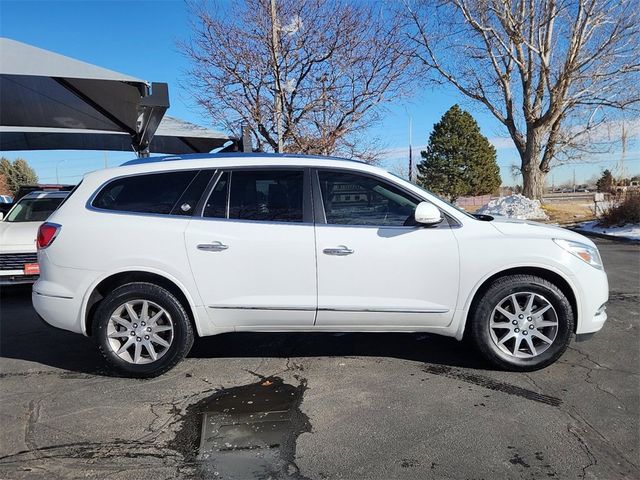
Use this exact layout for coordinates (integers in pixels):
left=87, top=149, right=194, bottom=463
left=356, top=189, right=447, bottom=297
left=171, top=376, right=311, bottom=479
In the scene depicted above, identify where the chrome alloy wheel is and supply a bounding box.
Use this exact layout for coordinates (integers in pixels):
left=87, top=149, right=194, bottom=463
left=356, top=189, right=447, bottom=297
left=106, top=300, right=174, bottom=364
left=489, top=292, right=559, bottom=358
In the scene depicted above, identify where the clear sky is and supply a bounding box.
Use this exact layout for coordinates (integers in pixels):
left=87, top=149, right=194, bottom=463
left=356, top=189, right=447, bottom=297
left=1, top=0, right=637, bottom=186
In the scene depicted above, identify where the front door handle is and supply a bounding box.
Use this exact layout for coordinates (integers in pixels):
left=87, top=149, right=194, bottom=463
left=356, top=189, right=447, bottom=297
left=197, top=241, right=229, bottom=252
left=323, top=245, right=354, bottom=256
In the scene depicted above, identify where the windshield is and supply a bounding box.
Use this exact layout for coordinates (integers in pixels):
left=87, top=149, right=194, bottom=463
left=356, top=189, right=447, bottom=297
left=4, top=197, right=65, bottom=223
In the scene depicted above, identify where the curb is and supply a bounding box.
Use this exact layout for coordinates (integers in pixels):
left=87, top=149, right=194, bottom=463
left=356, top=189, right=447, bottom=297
left=568, top=226, right=640, bottom=244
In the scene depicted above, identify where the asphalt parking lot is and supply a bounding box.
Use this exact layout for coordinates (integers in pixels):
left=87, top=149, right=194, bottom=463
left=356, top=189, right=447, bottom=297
left=0, top=237, right=638, bottom=480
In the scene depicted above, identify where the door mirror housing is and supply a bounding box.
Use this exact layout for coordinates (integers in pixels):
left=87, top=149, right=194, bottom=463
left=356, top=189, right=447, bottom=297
left=414, top=202, right=443, bottom=226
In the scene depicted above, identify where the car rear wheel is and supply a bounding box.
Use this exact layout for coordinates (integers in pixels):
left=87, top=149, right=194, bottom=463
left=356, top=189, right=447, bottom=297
left=469, top=274, right=574, bottom=371
left=94, top=282, right=194, bottom=378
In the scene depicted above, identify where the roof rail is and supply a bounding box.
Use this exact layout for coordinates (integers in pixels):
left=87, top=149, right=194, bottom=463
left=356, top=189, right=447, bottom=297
left=121, top=152, right=366, bottom=167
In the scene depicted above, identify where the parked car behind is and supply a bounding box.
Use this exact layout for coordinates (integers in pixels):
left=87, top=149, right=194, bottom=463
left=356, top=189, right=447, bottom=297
left=33, top=154, right=609, bottom=377
left=0, top=195, right=14, bottom=217
left=0, top=191, right=69, bottom=285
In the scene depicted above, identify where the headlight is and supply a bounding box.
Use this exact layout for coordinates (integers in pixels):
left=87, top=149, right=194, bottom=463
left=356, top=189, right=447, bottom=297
left=553, top=239, right=603, bottom=270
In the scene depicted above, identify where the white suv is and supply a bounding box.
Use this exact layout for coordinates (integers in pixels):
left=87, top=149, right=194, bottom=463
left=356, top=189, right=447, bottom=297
left=33, top=154, right=609, bottom=377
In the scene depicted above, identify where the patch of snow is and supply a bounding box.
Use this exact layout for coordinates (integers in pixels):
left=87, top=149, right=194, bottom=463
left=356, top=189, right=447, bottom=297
left=576, top=221, right=640, bottom=241
left=477, top=194, right=548, bottom=220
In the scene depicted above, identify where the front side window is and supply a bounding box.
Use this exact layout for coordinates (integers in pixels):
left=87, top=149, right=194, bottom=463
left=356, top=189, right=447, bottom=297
left=4, top=196, right=65, bottom=223
left=203, top=170, right=304, bottom=222
left=318, top=171, right=419, bottom=226
left=92, top=170, right=199, bottom=215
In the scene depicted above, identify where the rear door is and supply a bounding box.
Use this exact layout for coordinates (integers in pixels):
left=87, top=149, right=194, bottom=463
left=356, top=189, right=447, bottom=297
left=185, top=168, right=317, bottom=327
left=313, top=169, right=460, bottom=328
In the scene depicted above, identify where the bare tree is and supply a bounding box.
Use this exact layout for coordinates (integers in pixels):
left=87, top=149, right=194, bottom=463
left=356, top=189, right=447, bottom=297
left=404, top=0, right=640, bottom=198
left=181, top=0, right=415, bottom=161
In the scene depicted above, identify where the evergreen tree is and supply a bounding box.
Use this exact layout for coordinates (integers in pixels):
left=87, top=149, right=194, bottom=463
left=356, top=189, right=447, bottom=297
left=596, top=169, right=614, bottom=193
left=416, top=105, right=501, bottom=202
left=0, top=157, right=38, bottom=195
left=0, top=173, right=9, bottom=197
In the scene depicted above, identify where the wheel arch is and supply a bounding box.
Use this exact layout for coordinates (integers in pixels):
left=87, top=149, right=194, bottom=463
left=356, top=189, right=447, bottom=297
left=461, top=266, right=578, bottom=339
left=83, top=270, right=200, bottom=337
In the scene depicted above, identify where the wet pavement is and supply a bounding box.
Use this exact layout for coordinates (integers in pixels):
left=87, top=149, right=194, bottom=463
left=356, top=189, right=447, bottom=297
left=0, top=237, right=638, bottom=479
left=171, top=375, right=310, bottom=479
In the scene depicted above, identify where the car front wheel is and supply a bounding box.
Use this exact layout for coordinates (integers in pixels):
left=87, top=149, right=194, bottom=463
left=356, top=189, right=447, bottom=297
left=94, top=282, right=194, bottom=378
left=469, top=274, right=574, bottom=371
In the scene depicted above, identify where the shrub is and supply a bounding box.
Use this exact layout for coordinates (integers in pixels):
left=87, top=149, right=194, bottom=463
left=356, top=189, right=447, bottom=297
left=599, top=191, right=640, bottom=227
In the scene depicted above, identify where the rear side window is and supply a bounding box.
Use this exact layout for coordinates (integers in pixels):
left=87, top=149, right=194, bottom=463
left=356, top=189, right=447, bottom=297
left=170, top=170, right=215, bottom=216
left=92, top=171, right=198, bottom=215
left=203, top=170, right=303, bottom=222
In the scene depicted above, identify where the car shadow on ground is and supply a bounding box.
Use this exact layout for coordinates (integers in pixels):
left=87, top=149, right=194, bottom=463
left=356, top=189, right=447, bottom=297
left=189, top=331, right=486, bottom=369
left=0, top=286, right=490, bottom=376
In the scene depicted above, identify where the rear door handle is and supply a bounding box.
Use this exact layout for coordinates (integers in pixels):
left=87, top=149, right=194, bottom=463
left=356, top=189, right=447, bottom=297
left=197, top=241, right=229, bottom=252
left=323, top=245, right=354, bottom=256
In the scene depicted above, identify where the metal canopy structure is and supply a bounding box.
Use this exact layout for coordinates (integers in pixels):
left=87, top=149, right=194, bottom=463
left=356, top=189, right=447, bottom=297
left=0, top=38, right=240, bottom=155
left=0, top=116, right=234, bottom=154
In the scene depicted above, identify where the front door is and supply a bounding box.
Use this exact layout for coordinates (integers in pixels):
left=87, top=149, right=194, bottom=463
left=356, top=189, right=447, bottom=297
left=313, top=169, right=460, bottom=327
left=185, top=168, right=317, bottom=327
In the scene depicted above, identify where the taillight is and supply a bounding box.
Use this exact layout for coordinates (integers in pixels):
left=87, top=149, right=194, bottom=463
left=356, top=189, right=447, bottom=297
left=37, top=222, right=61, bottom=249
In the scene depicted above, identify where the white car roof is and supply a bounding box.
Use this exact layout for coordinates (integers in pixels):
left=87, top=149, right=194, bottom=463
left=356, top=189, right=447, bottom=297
left=84, top=153, right=385, bottom=184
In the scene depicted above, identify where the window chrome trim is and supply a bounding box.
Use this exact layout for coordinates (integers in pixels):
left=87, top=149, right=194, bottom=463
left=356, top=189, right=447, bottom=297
left=84, top=163, right=461, bottom=228
left=190, top=216, right=315, bottom=227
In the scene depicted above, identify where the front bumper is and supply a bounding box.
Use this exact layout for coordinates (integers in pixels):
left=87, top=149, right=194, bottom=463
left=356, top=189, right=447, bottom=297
left=573, top=261, right=609, bottom=335
left=0, top=274, right=39, bottom=285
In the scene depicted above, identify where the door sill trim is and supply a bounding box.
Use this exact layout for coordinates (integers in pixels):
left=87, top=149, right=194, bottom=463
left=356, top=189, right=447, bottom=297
left=208, top=305, right=315, bottom=312
left=208, top=305, right=448, bottom=314
left=319, top=307, right=449, bottom=314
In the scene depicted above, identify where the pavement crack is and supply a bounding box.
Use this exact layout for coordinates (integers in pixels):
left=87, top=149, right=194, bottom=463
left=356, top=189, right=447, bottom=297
left=24, top=399, right=42, bottom=454
left=567, top=425, right=597, bottom=479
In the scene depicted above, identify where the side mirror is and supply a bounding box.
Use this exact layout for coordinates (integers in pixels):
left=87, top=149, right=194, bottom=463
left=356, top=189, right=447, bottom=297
left=414, top=201, right=443, bottom=226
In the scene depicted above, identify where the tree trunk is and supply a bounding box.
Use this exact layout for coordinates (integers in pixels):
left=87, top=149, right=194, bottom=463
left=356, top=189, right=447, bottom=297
left=520, top=128, right=547, bottom=200
left=521, top=163, right=546, bottom=199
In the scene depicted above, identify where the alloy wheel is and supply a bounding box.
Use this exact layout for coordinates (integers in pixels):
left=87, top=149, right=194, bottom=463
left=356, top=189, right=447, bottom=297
left=489, top=292, right=559, bottom=358
left=106, top=300, right=174, bottom=364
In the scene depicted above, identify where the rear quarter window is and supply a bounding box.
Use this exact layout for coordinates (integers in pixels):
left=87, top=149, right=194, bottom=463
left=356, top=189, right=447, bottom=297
left=92, top=170, right=200, bottom=215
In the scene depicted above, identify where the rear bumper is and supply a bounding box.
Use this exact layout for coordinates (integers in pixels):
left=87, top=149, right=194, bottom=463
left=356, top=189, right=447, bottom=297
left=32, top=290, right=83, bottom=334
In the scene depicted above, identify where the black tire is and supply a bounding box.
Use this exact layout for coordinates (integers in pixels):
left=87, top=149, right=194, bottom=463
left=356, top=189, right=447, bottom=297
left=469, top=274, right=574, bottom=371
left=94, top=282, right=194, bottom=378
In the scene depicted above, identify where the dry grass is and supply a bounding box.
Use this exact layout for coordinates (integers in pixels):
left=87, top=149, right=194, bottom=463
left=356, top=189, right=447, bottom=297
left=541, top=201, right=597, bottom=225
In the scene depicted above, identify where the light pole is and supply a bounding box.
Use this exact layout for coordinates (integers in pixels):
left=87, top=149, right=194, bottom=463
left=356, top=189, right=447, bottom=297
left=317, top=73, right=328, bottom=155
left=55, top=159, right=67, bottom=184
left=408, top=115, right=413, bottom=182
